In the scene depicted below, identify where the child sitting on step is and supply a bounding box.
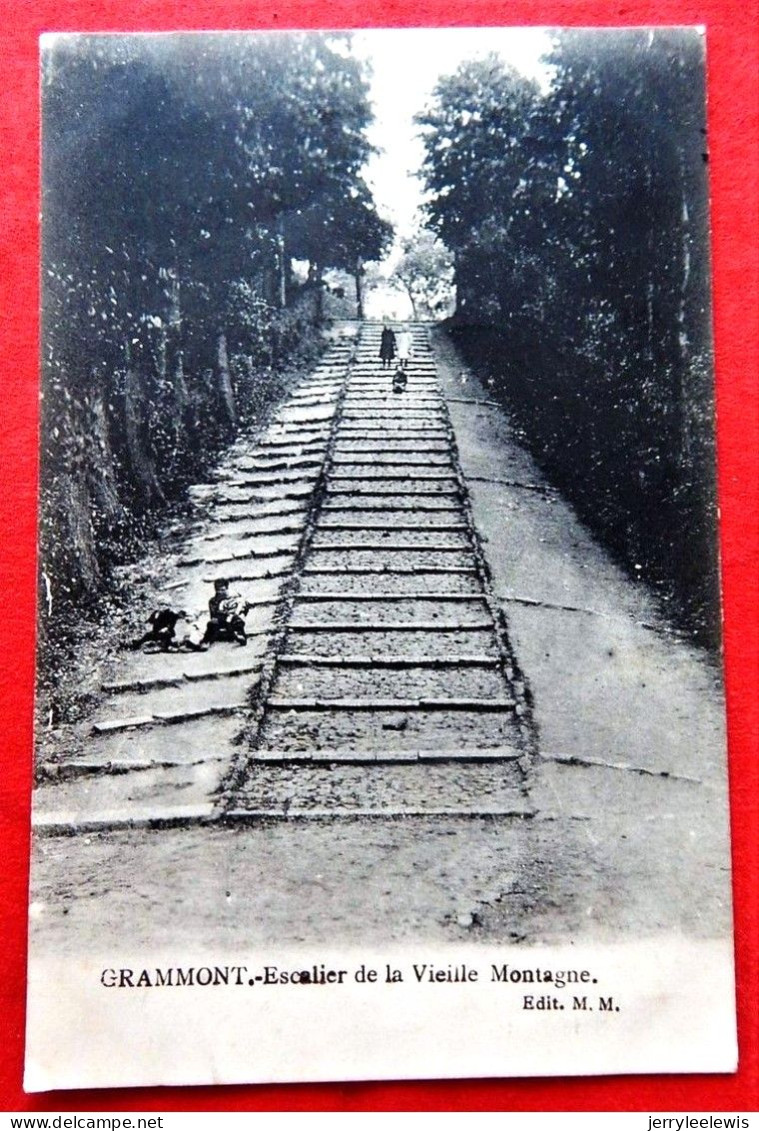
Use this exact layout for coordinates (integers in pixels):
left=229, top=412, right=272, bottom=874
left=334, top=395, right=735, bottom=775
left=202, top=579, right=252, bottom=646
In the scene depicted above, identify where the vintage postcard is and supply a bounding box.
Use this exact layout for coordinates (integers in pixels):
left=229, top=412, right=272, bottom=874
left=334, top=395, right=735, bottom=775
left=26, top=26, right=736, bottom=1090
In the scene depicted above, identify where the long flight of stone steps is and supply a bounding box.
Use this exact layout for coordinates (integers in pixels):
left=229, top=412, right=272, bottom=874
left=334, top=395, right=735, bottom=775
left=218, top=323, right=534, bottom=819
left=32, top=325, right=359, bottom=832
left=33, top=322, right=535, bottom=833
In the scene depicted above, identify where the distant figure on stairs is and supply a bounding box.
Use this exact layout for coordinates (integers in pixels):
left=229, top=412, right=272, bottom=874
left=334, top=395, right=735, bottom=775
left=396, top=326, right=413, bottom=370
left=379, top=320, right=397, bottom=369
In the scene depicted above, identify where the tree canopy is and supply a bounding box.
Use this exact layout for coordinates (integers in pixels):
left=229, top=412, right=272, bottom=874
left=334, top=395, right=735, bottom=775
left=40, top=32, right=391, bottom=618
left=390, top=230, right=455, bottom=319
left=416, top=30, right=718, bottom=643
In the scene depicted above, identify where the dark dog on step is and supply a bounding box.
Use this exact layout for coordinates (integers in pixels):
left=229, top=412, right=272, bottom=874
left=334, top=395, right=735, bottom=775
left=128, top=608, right=187, bottom=652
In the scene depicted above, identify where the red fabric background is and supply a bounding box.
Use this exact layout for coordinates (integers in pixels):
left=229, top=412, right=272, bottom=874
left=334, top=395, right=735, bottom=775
left=1, top=0, right=756, bottom=1112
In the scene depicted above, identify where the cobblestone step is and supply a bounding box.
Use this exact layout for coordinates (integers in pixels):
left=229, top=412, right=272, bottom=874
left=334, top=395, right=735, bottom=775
left=288, top=600, right=491, bottom=628
left=309, top=541, right=470, bottom=552
left=257, top=709, right=521, bottom=752
left=245, top=746, right=522, bottom=763
left=284, top=628, right=498, bottom=659
left=278, top=652, right=498, bottom=666
left=290, top=593, right=487, bottom=603
left=267, top=697, right=515, bottom=712
left=275, top=666, right=507, bottom=699
left=228, top=761, right=528, bottom=814
left=317, top=520, right=467, bottom=532
left=302, top=564, right=477, bottom=575
left=321, top=501, right=460, bottom=512
left=285, top=620, right=494, bottom=633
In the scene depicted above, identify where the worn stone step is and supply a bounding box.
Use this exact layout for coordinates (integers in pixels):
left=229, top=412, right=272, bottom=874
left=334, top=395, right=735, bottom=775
left=317, top=521, right=467, bottom=533
left=42, top=714, right=243, bottom=779
left=278, top=652, right=499, bottom=666
left=336, top=429, right=448, bottom=438
left=346, top=392, right=439, bottom=400
left=335, top=435, right=448, bottom=444
left=201, top=511, right=305, bottom=536
left=310, top=541, right=468, bottom=553
left=152, top=702, right=248, bottom=724
left=307, top=551, right=475, bottom=574
left=246, top=746, right=522, bottom=763
left=98, top=672, right=259, bottom=724
left=217, top=469, right=316, bottom=486
left=220, top=806, right=533, bottom=821
left=274, top=401, right=336, bottom=413
left=274, top=664, right=506, bottom=700
left=359, top=405, right=448, bottom=414
left=291, top=381, right=343, bottom=389
left=341, top=414, right=445, bottom=423
left=267, top=415, right=335, bottom=427
left=298, top=570, right=481, bottom=597
left=181, top=545, right=297, bottom=566
left=340, top=405, right=441, bottom=412
left=276, top=627, right=498, bottom=661
left=257, top=706, right=523, bottom=755
left=325, top=489, right=459, bottom=500
left=33, top=802, right=218, bottom=836
left=286, top=391, right=339, bottom=400
left=331, top=459, right=452, bottom=470
left=197, top=548, right=297, bottom=568
left=329, top=471, right=455, bottom=481
left=207, top=484, right=306, bottom=506
left=264, top=424, right=330, bottom=437
left=289, top=599, right=490, bottom=626
left=342, top=399, right=442, bottom=408
left=267, top=697, right=515, bottom=711
left=199, top=554, right=297, bottom=580
left=290, top=593, right=486, bottom=604
left=294, top=376, right=344, bottom=384
left=103, top=660, right=263, bottom=694
left=314, top=523, right=466, bottom=540
left=231, top=755, right=527, bottom=813
left=32, top=756, right=228, bottom=828
left=215, top=491, right=313, bottom=509
left=102, top=675, right=182, bottom=694
left=243, top=457, right=323, bottom=472
left=256, top=437, right=328, bottom=451
left=213, top=490, right=308, bottom=511
left=344, top=388, right=440, bottom=395
left=92, top=700, right=247, bottom=734
left=225, top=526, right=305, bottom=544
left=321, top=501, right=459, bottom=512
left=327, top=485, right=457, bottom=498
left=303, top=564, right=477, bottom=576
left=285, top=621, right=493, bottom=633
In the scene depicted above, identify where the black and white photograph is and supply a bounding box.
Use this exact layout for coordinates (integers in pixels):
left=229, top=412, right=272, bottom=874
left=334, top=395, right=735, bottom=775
left=26, top=27, right=736, bottom=1089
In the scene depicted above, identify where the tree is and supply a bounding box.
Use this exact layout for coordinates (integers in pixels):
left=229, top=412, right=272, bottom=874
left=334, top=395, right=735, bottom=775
left=39, top=31, right=387, bottom=616
left=332, top=190, right=394, bottom=317
left=415, top=30, right=719, bottom=644
left=415, top=56, right=541, bottom=315
left=288, top=184, right=393, bottom=316
left=390, top=231, right=455, bottom=319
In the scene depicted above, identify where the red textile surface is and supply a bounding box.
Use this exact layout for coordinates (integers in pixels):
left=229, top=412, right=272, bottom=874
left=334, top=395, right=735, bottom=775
left=0, top=0, right=756, bottom=1112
